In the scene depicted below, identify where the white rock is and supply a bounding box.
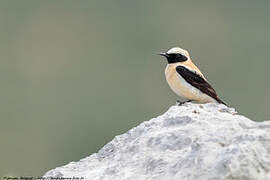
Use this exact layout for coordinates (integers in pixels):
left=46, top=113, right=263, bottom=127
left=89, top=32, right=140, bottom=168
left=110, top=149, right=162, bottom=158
left=44, top=103, right=270, bottom=180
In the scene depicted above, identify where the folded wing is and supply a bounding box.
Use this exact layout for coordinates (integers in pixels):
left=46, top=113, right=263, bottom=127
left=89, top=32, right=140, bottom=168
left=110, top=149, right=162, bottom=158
left=176, top=66, right=226, bottom=105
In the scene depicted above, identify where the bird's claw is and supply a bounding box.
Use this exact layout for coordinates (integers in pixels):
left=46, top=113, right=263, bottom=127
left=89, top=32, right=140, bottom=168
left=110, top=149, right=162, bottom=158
left=176, top=100, right=192, bottom=106
left=176, top=100, right=184, bottom=106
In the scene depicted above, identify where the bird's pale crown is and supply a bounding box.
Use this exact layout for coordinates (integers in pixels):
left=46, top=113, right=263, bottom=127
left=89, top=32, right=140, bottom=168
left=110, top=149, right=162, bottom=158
left=167, top=47, right=190, bottom=58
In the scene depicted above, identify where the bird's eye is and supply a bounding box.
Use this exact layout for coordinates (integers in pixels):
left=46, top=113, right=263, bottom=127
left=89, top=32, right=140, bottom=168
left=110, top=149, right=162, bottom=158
left=170, top=54, right=177, bottom=59
left=167, top=53, right=187, bottom=63
left=170, top=53, right=182, bottom=59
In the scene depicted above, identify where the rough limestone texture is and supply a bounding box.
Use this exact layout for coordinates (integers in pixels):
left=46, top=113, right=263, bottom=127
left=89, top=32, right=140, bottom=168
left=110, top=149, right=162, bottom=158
left=44, top=103, right=270, bottom=180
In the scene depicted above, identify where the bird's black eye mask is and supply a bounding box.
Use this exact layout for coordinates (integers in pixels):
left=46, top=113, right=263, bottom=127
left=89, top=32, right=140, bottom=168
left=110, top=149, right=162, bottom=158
left=166, top=53, right=188, bottom=63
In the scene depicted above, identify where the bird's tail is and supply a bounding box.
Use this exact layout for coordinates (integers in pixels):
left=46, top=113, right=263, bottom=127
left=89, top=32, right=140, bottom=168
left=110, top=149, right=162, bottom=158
left=216, top=97, right=227, bottom=106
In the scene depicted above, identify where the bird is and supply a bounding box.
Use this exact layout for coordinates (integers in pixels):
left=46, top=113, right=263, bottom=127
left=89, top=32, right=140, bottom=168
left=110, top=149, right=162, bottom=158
left=159, top=47, right=226, bottom=105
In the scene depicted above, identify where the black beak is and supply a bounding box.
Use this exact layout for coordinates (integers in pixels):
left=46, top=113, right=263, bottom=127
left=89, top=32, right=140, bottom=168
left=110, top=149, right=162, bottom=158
left=159, top=52, right=169, bottom=58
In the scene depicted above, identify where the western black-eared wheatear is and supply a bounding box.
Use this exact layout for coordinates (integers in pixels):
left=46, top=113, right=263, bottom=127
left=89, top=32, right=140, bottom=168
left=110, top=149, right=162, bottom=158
left=159, top=47, right=226, bottom=105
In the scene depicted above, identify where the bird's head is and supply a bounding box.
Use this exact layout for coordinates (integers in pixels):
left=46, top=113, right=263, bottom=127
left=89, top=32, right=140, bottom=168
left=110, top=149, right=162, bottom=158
left=159, top=47, right=190, bottom=64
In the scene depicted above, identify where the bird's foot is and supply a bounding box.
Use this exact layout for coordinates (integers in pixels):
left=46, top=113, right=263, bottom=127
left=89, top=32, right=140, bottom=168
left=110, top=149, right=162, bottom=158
left=176, top=100, right=192, bottom=106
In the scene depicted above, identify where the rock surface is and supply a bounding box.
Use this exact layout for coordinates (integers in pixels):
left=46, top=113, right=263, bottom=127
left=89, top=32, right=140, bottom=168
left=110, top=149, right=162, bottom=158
left=44, top=103, right=270, bottom=180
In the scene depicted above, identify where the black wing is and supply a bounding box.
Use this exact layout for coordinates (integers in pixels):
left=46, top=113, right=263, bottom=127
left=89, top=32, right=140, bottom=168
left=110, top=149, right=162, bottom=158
left=176, top=66, right=226, bottom=105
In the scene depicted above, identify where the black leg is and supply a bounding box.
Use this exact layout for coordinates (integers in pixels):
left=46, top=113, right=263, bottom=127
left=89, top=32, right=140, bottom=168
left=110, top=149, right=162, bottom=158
left=176, top=100, right=192, bottom=106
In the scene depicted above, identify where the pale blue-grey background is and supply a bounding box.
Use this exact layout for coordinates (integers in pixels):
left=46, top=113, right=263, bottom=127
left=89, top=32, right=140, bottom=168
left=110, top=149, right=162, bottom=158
left=1, top=0, right=270, bottom=176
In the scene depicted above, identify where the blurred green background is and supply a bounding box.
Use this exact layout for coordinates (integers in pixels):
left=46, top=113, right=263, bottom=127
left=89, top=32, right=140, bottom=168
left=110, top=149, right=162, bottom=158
left=1, top=0, right=270, bottom=176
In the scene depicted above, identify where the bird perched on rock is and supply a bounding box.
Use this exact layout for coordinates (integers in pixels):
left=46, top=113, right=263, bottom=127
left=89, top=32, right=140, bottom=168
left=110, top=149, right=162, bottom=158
left=159, top=47, right=226, bottom=105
